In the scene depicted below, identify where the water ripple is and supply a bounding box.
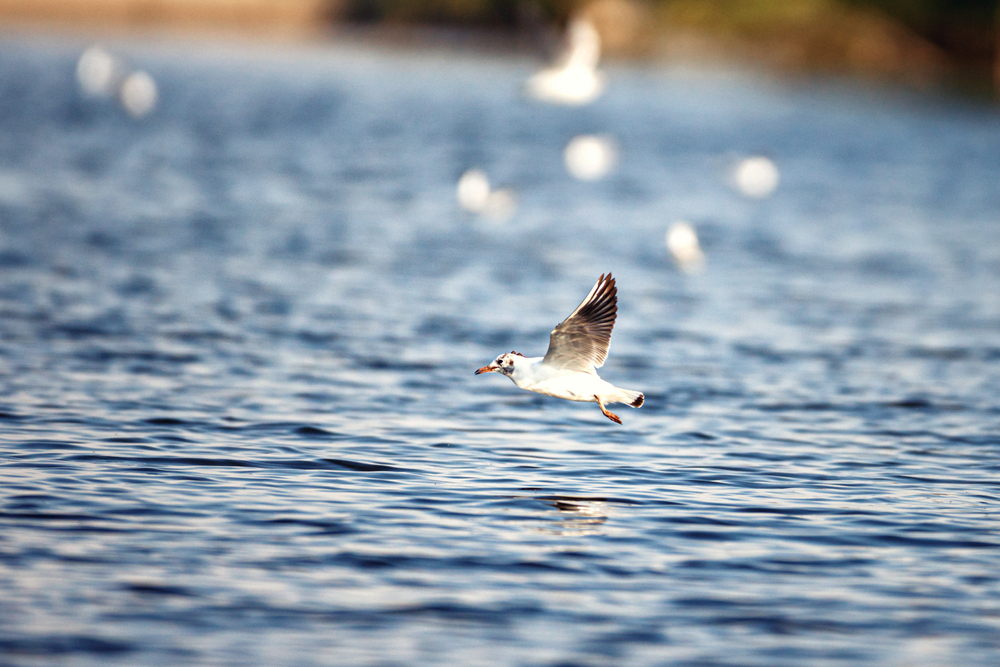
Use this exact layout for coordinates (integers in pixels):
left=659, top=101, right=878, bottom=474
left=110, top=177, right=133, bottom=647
left=0, top=36, right=998, bottom=667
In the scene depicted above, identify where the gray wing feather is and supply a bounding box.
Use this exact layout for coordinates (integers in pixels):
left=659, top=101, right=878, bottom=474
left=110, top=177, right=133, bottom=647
left=542, top=273, right=617, bottom=372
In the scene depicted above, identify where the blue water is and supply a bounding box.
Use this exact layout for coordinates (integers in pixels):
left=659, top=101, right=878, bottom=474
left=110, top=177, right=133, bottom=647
left=1, top=33, right=999, bottom=667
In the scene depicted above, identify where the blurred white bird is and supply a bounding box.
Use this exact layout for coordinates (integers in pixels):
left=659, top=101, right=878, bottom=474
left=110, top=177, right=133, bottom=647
left=476, top=273, right=643, bottom=424
left=525, top=18, right=604, bottom=105
left=120, top=70, right=158, bottom=118
left=667, top=221, right=705, bottom=274
left=734, top=156, right=780, bottom=198
left=77, top=46, right=122, bottom=98
left=457, top=169, right=491, bottom=212
left=76, top=45, right=158, bottom=118
left=456, top=169, right=517, bottom=221
left=564, top=134, right=618, bottom=181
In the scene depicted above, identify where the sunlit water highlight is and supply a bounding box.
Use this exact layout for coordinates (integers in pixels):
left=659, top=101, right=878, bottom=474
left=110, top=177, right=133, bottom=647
left=1, top=35, right=999, bottom=667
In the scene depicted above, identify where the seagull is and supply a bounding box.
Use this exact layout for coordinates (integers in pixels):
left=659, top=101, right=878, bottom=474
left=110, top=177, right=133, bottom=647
left=525, top=18, right=604, bottom=106
left=476, top=273, right=644, bottom=424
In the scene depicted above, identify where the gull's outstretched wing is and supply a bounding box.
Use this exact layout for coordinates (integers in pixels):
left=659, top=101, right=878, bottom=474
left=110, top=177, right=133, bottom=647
left=542, top=273, right=617, bottom=373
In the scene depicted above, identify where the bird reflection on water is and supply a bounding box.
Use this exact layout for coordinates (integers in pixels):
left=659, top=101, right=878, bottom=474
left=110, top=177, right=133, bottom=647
left=538, top=496, right=612, bottom=536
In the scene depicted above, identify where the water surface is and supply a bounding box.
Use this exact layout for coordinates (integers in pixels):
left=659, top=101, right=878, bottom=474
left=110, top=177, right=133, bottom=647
left=1, top=34, right=999, bottom=667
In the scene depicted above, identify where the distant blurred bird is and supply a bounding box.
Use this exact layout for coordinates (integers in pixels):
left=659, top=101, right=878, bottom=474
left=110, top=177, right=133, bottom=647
left=564, top=134, right=618, bottom=180
left=119, top=70, right=158, bottom=118
left=525, top=18, right=604, bottom=105
left=476, top=273, right=643, bottom=424
left=456, top=169, right=517, bottom=221
left=76, top=45, right=158, bottom=118
left=666, top=221, right=705, bottom=274
left=77, top=46, right=122, bottom=98
left=456, top=169, right=491, bottom=212
left=733, top=156, right=780, bottom=198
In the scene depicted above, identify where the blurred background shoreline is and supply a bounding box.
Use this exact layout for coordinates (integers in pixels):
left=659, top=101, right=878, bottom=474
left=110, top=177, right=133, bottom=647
left=0, top=0, right=997, bottom=98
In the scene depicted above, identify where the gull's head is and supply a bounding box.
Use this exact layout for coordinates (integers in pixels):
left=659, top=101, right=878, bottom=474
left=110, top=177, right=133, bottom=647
left=475, top=351, right=524, bottom=377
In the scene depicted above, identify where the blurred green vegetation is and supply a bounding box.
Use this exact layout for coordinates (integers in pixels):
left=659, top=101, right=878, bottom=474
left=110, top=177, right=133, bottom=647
left=339, top=0, right=997, bottom=90
left=343, top=1, right=559, bottom=25
left=343, top=0, right=998, bottom=32
left=846, top=0, right=996, bottom=61
left=652, top=1, right=996, bottom=68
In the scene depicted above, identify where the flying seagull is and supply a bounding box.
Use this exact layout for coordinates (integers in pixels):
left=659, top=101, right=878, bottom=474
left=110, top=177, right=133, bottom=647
left=525, top=18, right=604, bottom=106
left=476, top=273, right=643, bottom=424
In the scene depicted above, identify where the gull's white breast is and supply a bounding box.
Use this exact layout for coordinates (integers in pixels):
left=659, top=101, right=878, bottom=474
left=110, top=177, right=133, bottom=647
left=522, top=373, right=619, bottom=403
left=510, top=358, right=614, bottom=403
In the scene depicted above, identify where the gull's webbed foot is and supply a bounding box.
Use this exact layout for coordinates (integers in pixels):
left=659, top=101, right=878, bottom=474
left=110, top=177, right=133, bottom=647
left=596, top=396, right=622, bottom=424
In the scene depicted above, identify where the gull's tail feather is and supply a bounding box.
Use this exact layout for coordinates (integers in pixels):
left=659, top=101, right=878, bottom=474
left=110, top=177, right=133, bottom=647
left=620, top=389, right=644, bottom=408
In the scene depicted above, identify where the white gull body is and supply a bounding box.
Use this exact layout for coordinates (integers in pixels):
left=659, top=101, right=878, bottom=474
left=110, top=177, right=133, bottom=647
left=525, top=18, right=604, bottom=106
left=476, top=273, right=643, bottom=424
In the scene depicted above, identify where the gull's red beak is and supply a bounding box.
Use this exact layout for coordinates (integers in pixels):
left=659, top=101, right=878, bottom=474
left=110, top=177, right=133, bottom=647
left=475, top=365, right=497, bottom=375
